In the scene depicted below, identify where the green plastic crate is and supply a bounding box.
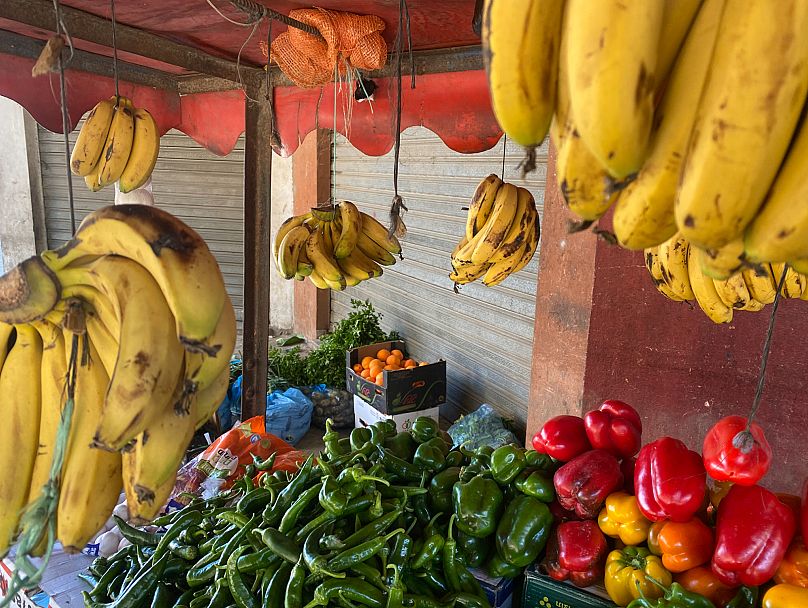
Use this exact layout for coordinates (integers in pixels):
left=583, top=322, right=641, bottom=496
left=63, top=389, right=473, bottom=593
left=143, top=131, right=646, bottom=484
left=522, top=567, right=616, bottom=608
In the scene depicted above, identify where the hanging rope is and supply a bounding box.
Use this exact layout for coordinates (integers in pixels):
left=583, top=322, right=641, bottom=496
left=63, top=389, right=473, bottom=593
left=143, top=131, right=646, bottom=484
left=501, top=134, right=507, bottom=180
left=330, top=62, right=338, bottom=207
left=109, top=0, right=119, bottom=99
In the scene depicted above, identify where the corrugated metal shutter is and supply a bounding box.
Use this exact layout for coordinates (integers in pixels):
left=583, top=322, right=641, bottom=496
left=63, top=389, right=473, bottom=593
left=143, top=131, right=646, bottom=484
left=332, top=127, right=548, bottom=428
left=38, top=123, right=245, bottom=323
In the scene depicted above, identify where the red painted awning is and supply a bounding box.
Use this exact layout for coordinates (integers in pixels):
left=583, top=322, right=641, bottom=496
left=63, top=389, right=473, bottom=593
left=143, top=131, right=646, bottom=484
left=0, top=0, right=502, bottom=157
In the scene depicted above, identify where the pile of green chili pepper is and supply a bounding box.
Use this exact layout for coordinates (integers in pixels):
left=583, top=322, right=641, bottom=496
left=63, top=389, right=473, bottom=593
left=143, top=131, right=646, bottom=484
left=81, top=417, right=557, bottom=608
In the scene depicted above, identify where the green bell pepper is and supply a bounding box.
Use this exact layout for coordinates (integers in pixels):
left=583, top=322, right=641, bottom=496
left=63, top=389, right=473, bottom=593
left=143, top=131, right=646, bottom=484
left=456, top=531, right=492, bottom=569
left=525, top=449, right=556, bottom=473
left=486, top=551, right=522, bottom=579
left=414, top=442, right=446, bottom=473
left=410, top=417, right=440, bottom=444
left=626, top=581, right=716, bottom=608
left=429, top=467, right=461, bottom=514
left=490, top=445, right=526, bottom=485
left=452, top=475, right=504, bottom=538
left=726, top=586, right=758, bottom=608
left=514, top=469, right=554, bottom=502
left=445, top=450, right=465, bottom=468
left=384, top=432, right=417, bottom=462
left=350, top=427, right=373, bottom=451
left=495, top=495, right=553, bottom=567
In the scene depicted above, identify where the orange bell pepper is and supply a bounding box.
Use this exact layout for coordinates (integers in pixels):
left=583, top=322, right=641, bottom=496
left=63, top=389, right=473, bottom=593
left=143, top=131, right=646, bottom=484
left=675, top=566, right=736, bottom=607
left=774, top=537, right=808, bottom=588
left=655, top=518, right=714, bottom=572
left=647, top=520, right=665, bottom=556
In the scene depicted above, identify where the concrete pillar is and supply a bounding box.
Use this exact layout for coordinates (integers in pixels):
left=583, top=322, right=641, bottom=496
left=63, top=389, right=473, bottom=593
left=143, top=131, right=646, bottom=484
left=0, top=96, right=45, bottom=272
left=270, top=151, right=294, bottom=333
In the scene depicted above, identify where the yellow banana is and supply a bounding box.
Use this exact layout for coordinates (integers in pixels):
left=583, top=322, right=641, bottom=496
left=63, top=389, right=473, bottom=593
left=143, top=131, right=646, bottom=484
left=0, top=256, right=62, bottom=325
left=745, top=117, right=808, bottom=263
left=273, top=213, right=311, bottom=272
left=0, top=322, right=13, bottom=372
left=127, top=471, right=176, bottom=524
left=697, top=238, right=745, bottom=280
left=42, top=205, right=226, bottom=349
left=70, top=97, right=116, bottom=177
left=675, top=0, right=808, bottom=250
left=338, top=247, right=383, bottom=281
left=742, top=266, right=778, bottom=305
left=565, top=0, right=665, bottom=178
left=307, top=269, right=328, bottom=290
left=357, top=231, right=397, bottom=266
left=466, top=175, right=502, bottom=241
left=0, top=324, right=41, bottom=556
left=58, top=283, right=119, bottom=338
left=54, top=256, right=184, bottom=451
left=713, top=273, right=759, bottom=311
left=360, top=213, right=402, bottom=254
left=484, top=204, right=541, bottom=286
left=612, top=0, right=724, bottom=250
left=297, top=248, right=314, bottom=277
left=770, top=264, right=804, bottom=299
left=84, top=312, right=119, bottom=380
left=655, top=0, right=703, bottom=85
left=184, top=295, right=236, bottom=397
left=118, top=107, right=160, bottom=193
left=450, top=261, right=491, bottom=285
left=26, top=321, right=66, bottom=512
left=278, top=225, right=310, bottom=280
left=645, top=247, right=686, bottom=302
left=657, top=234, right=695, bottom=300
left=57, top=337, right=122, bottom=552
left=84, top=162, right=103, bottom=192
left=688, top=247, right=732, bottom=323
left=487, top=187, right=535, bottom=265
left=470, top=183, right=520, bottom=264
left=306, top=226, right=345, bottom=284
left=334, top=201, right=361, bottom=259
left=324, top=277, right=347, bottom=291
left=96, top=100, right=135, bottom=187
left=790, top=259, right=808, bottom=276
left=482, top=0, right=563, bottom=148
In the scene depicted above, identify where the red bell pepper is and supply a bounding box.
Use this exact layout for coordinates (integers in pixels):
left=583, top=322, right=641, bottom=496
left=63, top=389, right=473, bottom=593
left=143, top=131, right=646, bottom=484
left=712, top=484, right=796, bottom=587
left=635, top=437, right=706, bottom=522
left=583, top=400, right=643, bottom=459
left=702, top=415, right=772, bottom=486
left=554, top=449, right=624, bottom=519
left=542, top=520, right=608, bottom=587
left=532, top=415, right=591, bottom=462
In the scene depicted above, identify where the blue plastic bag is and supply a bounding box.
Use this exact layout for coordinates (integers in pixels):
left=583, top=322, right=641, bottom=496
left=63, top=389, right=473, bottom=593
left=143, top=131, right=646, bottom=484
left=266, top=387, right=313, bottom=445
left=217, top=375, right=242, bottom=431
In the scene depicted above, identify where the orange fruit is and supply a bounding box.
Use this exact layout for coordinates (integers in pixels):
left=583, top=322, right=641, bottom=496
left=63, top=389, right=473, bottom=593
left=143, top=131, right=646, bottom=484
left=402, top=359, right=416, bottom=368
left=375, top=372, right=385, bottom=385
left=405, top=364, right=416, bottom=370
left=386, top=354, right=401, bottom=366
left=376, top=349, right=391, bottom=361
left=360, top=369, right=371, bottom=379
left=353, top=363, right=363, bottom=374
left=384, top=364, right=400, bottom=371
left=369, top=359, right=384, bottom=371
left=391, top=349, right=404, bottom=360
left=419, top=361, right=429, bottom=366
left=361, top=356, right=374, bottom=370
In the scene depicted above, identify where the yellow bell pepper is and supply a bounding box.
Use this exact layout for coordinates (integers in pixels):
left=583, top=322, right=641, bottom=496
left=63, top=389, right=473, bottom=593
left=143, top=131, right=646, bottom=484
left=598, top=492, right=652, bottom=546
left=605, top=546, right=673, bottom=607
left=763, top=584, right=808, bottom=607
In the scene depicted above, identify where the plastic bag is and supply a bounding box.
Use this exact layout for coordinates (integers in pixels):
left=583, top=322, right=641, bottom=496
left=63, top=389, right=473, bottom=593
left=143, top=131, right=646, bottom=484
left=266, top=387, right=313, bottom=445
left=307, top=385, right=354, bottom=429
left=172, top=416, right=294, bottom=501
left=448, top=404, right=519, bottom=451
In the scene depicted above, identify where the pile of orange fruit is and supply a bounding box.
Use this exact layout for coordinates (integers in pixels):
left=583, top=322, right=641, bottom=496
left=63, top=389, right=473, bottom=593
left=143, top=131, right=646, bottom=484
left=352, top=348, right=429, bottom=386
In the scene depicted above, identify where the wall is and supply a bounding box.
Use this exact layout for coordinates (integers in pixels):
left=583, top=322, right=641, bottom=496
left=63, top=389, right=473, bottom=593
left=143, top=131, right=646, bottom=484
left=270, top=152, right=294, bottom=332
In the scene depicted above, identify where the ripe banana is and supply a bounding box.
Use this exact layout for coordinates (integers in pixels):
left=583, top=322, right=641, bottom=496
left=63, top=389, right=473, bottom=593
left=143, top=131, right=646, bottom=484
left=27, top=321, right=66, bottom=513
left=57, top=338, right=122, bottom=552
left=297, top=248, right=314, bottom=277
left=565, top=0, right=665, bottom=178
left=70, top=97, right=116, bottom=177
left=55, top=256, right=184, bottom=450
left=552, top=27, right=618, bottom=221
left=307, top=269, right=328, bottom=290
left=770, top=264, right=804, bottom=299
left=274, top=213, right=311, bottom=272
left=645, top=248, right=685, bottom=302
left=450, top=262, right=490, bottom=285
left=675, top=0, right=808, bottom=250
left=127, top=471, right=177, bottom=524
left=612, top=0, right=723, bottom=250
left=357, top=231, right=397, bottom=266
left=790, top=259, right=808, bottom=276
left=338, top=247, right=383, bottom=282
left=278, top=226, right=311, bottom=280
left=713, top=273, right=760, bottom=311
left=745, top=116, right=808, bottom=263
left=360, top=213, right=401, bottom=255
left=0, top=324, right=42, bottom=557
left=84, top=312, right=119, bottom=380
left=334, top=201, right=361, bottom=259
left=466, top=175, right=502, bottom=241
left=482, top=204, right=541, bottom=287
left=655, top=0, right=704, bottom=86
left=742, top=266, right=778, bottom=305
left=95, top=100, right=135, bottom=188
left=41, top=205, right=226, bottom=349
left=306, top=226, right=344, bottom=284
left=0, top=322, right=13, bottom=372
left=185, top=296, right=236, bottom=396
left=469, top=183, right=520, bottom=264
left=688, top=247, right=732, bottom=323
left=482, top=0, right=563, bottom=148
left=656, top=235, right=695, bottom=300
left=84, top=161, right=103, bottom=193
left=118, top=108, right=160, bottom=193
left=487, top=187, right=535, bottom=265
left=697, top=238, right=745, bottom=280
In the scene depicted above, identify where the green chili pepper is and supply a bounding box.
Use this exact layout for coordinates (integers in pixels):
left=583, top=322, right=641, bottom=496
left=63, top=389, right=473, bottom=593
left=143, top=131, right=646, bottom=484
left=150, top=583, right=175, bottom=608
left=419, top=569, right=449, bottom=596
left=88, top=556, right=109, bottom=577
left=350, top=562, right=387, bottom=591
left=237, top=488, right=274, bottom=515
left=264, top=562, right=293, bottom=607
left=303, top=523, right=346, bottom=578
left=264, top=455, right=314, bottom=525
left=186, top=551, right=219, bottom=587
left=376, top=446, right=424, bottom=481
left=294, top=493, right=376, bottom=542
left=172, top=588, right=196, bottom=608
left=385, top=565, right=405, bottom=608
left=327, top=528, right=403, bottom=573
left=153, top=511, right=203, bottom=560
left=236, top=547, right=281, bottom=574
left=168, top=539, right=199, bottom=561
left=304, top=578, right=385, bottom=608
left=388, top=532, right=413, bottom=568
left=402, top=595, right=451, bottom=608
left=726, top=587, right=758, bottom=608
left=225, top=547, right=258, bottom=608
left=113, top=515, right=160, bottom=547
left=442, top=515, right=462, bottom=594
left=261, top=527, right=301, bottom=564
left=104, top=554, right=170, bottom=608
left=341, top=503, right=404, bottom=548
left=285, top=556, right=306, bottom=608
left=205, top=579, right=232, bottom=608
left=252, top=452, right=276, bottom=471
left=410, top=417, right=440, bottom=444
left=411, top=533, right=444, bottom=570
left=278, top=484, right=321, bottom=533
left=323, top=419, right=347, bottom=459
left=217, top=515, right=258, bottom=567
left=88, top=559, right=127, bottom=600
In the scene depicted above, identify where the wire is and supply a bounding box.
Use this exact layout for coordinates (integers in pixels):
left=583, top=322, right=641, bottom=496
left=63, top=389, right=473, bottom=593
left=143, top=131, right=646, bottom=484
left=207, top=0, right=261, bottom=26
left=330, top=62, right=338, bottom=206
left=52, top=0, right=76, bottom=234
left=501, top=134, right=507, bottom=180
left=110, top=0, right=119, bottom=98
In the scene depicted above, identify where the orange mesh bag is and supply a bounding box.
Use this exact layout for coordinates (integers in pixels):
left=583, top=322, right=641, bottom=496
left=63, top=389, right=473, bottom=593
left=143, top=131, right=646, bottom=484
left=269, top=8, right=387, bottom=88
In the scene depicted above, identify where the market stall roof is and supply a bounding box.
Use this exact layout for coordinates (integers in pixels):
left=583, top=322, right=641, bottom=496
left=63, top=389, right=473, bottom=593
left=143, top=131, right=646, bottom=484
left=0, top=0, right=501, bottom=156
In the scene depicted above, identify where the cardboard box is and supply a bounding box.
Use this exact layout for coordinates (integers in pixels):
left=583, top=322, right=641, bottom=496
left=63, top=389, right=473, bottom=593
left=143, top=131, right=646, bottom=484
left=1, top=551, right=93, bottom=608
left=471, top=567, right=517, bottom=608
left=346, top=340, right=446, bottom=415
left=354, top=395, right=439, bottom=433
left=522, top=567, right=616, bottom=608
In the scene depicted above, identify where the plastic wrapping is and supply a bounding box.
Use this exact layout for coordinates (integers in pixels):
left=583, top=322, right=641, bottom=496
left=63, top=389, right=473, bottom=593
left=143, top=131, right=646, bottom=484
left=448, top=404, right=519, bottom=450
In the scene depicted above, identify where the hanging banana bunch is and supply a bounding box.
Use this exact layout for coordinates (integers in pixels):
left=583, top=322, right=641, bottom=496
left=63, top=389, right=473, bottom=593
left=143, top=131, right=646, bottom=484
left=0, top=204, right=236, bottom=559
left=70, top=96, right=160, bottom=193
left=450, top=175, right=540, bottom=288
left=273, top=202, right=401, bottom=291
